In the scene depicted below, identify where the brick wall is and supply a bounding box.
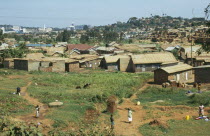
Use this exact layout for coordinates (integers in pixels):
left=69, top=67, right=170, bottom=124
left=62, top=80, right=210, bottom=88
left=154, top=69, right=169, bottom=84
left=66, top=62, right=80, bottom=72
left=195, top=68, right=210, bottom=83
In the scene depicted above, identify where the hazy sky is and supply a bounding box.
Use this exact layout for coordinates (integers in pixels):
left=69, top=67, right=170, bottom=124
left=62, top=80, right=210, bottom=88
left=0, top=0, right=209, bottom=28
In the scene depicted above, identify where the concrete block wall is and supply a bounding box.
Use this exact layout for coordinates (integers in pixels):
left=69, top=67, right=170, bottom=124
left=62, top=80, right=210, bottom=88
left=28, top=60, right=40, bottom=71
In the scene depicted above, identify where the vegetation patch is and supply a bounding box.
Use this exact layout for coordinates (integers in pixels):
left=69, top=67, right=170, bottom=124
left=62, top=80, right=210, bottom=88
left=139, top=119, right=210, bottom=136
left=26, top=71, right=152, bottom=129
left=137, top=86, right=200, bottom=106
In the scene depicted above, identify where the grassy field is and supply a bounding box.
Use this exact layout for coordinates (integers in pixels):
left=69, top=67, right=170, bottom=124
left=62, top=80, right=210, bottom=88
left=0, top=69, right=153, bottom=135
left=138, top=86, right=210, bottom=136
left=0, top=69, right=33, bottom=116
left=27, top=71, right=152, bottom=129
left=137, top=86, right=210, bottom=106
left=140, top=119, right=210, bottom=136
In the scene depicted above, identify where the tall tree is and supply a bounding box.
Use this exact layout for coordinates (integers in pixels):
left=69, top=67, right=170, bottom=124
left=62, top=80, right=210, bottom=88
left=202, top=3, right=210, bottom=52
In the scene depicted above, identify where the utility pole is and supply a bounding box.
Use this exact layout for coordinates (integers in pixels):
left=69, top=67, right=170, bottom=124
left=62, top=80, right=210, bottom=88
left=191, top=9, right=195, bottom=66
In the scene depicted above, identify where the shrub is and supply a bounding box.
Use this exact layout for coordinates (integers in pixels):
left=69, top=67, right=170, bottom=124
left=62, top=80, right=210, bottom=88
left=188, top=93, right=210, bottom=106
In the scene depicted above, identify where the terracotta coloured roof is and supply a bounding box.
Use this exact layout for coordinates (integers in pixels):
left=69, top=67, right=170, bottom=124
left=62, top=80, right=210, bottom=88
left=67, top=44, right=93, bottom=51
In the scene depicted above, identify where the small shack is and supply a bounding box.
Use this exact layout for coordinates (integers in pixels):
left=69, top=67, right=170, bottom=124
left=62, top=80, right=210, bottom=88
left=194, top=65, right=210, bottom=83
left=131, top=52, right=178, bottom=72
left=100, top=55, right=130, bottom=71
left=14, top=58, right=40, bottom=71
left=79, top=57, right=101, bottom=69
left=154, top=64, right=193, bottom=84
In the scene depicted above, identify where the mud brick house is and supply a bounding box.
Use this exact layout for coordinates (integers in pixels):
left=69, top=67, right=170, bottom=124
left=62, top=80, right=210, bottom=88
left=154, top=64, right=193, bottom=84
left=65, top=59, right=80, bottom=72
left=14, top=58, right=41, bottom=71
left=3, top=58, right=14, bottom=69
left=100, top=55, right=131, bottom=71
left=14, top=58, right=66, bottom=72
left=194, top=65, right=210, bottom=83
left=131, top=52, right=178, bottom=72
left=95, top=47, right=116, bottom=55
left=185, top=52, right=210, bottom=66
left=79, top=57, right=101, bottom=69
left=66, top=44, right=94, bottom=55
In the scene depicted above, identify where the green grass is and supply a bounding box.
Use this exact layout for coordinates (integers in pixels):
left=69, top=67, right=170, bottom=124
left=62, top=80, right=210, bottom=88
left=137, top=86, right=203, bottom=106
left=139, top=119, right=210, bottom=136
left=26, top=71, right=152, bottom=128
left=0, top=69, right=33, bottom=116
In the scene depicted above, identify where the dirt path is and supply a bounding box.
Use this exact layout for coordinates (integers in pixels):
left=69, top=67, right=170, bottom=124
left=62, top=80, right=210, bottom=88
left=114, top=82, right=151, bottom=136
left=14, top=81, right=53, bottom=135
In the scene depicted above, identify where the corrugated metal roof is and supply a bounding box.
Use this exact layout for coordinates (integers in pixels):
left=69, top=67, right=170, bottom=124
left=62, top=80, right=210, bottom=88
left=186, top=52, right=210, bottom=59
left=161, top=64, right=192, bottom=74
left=184, top=45, right=201, bottom=53
left=67, top=44, right=93, bottom=51
left=132, top=52, right=177, bottom=64
left=105, top=55, right=130, bottom=63
left=193, top=65, right=210, bottom=69
left=165, top=47, right=176, bottom=51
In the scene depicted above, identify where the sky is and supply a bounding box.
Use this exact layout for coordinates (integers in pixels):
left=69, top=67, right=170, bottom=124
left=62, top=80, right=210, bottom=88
left=0, top=0, right=209, bottom=28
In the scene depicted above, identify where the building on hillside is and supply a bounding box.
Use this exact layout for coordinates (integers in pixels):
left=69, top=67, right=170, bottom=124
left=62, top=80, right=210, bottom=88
left=131, top=52, right=178, bottom=72
left=66, top=44, right=94, bottom=54
left=154, top=64, right=193, bottom=84
left=185, top=52, right=210, bottom=66
left=14, top=58, right=66, bottom=72
left=100, top=55, right=131, bottom=71
left=14, top=59, right=41, bottom=71
left=95, top=47, right=116, bottom=55
left=42, top=47, right=65, bottom=56
left=194, top=65, right=210, bottom=83
left=79, top=57, right=102, bottom=69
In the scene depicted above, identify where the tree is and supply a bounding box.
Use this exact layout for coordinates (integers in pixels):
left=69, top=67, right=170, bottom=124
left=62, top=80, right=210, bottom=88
left=62, top=30, right=70, bottom=42
left=83, top=25, right=89, bottom=30
left=80, top=35, right=89, bottom=44
left=202, top=3, right=210, bottom=52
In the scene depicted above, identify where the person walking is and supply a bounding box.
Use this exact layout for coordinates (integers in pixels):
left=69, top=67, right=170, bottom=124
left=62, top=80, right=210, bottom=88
left=35, top=105, right=40, bottom=118
left=110, top=114, right=114, bottom=129
left=16, top=87, right=21, bottom=96
left=199, top=105, right=204, bottom=117
left=128, top=108, right=132, bottom=124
